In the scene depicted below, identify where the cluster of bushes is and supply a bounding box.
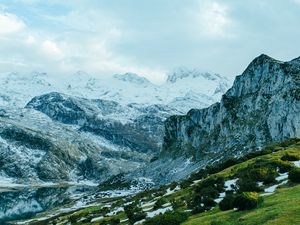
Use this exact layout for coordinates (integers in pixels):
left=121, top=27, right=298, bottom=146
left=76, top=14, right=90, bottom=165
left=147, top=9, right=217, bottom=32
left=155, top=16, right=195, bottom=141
left=281, top=152, right=300, bottom=161
left=289, top=167, right=300, bottom=183
left=187, top=176, right=224, bottom=213
left=171, top=198, right=185, bottom=210
left=144, top=211, right=188, bottom=225
left=179, top=139, right=300, bottom=196
left=99, top=218, right=120, bottom=225
left=236, top=158, right=284, bottom=191
left=278, top=138, right=300, bottom=148
left=219, top=192, right=263, bottom=211
left=153, top=198, right=166, bottom=210
left=124, top=203, right=146, bottom=224
left=184, top=141, right=290, bottom=186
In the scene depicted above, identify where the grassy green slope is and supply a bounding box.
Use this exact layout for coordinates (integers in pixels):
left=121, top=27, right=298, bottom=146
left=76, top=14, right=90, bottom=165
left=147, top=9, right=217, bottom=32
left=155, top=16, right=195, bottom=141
left=184, top=185, right=300, bottom=225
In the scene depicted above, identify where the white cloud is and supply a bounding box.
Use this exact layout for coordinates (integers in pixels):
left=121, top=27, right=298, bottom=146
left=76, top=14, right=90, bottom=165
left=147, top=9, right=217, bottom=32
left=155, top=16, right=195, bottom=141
left=42, top=40, right=62, bottom=57
left=193, top=0, right=234, bottom=38
left=0, top=12, right=25, bottom=34
left=292, top=0, right=300, bottom=5
left=25, top=35, right=36, bottom=44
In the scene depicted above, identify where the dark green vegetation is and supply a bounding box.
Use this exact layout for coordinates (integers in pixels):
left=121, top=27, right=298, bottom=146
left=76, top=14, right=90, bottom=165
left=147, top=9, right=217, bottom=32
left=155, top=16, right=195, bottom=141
left=218, top=188, right=263, bottom=212
left=288, top=167, right=300, bottom=183
left=15, top=138, right=300, bottom=225
left=124, top=203, right=146, bottom=224
left=144, top=211, right=188, bottom=225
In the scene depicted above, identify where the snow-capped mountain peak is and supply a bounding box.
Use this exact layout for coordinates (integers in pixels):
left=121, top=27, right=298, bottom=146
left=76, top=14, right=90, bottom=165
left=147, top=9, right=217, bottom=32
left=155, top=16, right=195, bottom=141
left=166, top=67, right=226, bottom=83
left=0, top=68, right=231, bottom=113
left=113, top=72, right=151, bottom=85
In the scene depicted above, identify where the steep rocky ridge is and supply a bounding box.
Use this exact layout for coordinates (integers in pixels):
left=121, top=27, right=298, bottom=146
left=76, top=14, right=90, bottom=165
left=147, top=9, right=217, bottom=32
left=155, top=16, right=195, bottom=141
left=137, top=54, right=300, bottom=184
left=163, top=54, right=300, bottom=157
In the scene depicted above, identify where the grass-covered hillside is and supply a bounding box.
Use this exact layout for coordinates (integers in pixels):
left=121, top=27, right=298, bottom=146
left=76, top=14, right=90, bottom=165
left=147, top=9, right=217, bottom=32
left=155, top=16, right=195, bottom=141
left=14, top=138, right=300, bottom=225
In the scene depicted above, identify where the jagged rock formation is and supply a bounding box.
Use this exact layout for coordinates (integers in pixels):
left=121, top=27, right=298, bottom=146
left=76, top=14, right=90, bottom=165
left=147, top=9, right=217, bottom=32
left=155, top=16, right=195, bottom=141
left=162, top=54, right=300, bottom=159
left=138, top=54, right=300, bottom=184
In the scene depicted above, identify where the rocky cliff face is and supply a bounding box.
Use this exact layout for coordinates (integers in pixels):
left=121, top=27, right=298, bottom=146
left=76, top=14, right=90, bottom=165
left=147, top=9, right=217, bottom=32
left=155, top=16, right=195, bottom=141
left=134, top=54, right=300, bottom=184
left=162, top=54, right=300, bottom=162
left=26, top=92, right=180, bottom=153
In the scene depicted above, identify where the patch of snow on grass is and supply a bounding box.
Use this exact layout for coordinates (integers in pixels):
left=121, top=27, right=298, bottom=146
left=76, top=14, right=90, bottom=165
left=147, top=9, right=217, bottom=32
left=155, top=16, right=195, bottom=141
left=134, top=219, right=146, bottom=225
left=91, top=216, right=103, bottom=222
left=163, top=186, right=180, bottom=196
left=292, top=160, right=300, bottom=168
left=146, top=206, right=172, bottom=218
left=106, top=207, right=124, bottom=216
left=141, top=201, right=156, bottom=208
left=257, top=182, right=264, bottom=187
left=275, top=172, right=288, bottom=182
left=224, top=178, right=238, bottom=191
left=261, top=180, right=288, bottom=196
left=264, top=184, right=278, bottom=193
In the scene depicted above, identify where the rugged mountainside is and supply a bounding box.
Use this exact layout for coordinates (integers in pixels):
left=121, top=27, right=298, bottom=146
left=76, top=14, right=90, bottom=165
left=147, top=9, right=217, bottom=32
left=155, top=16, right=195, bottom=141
left=26, top=92, right=179, bottom=153
left=0, top=108, right=148, bottom=183
left=0, top=69, right=229, bottom=185
left=142, top=54, right=300, bottom=184
left=163, top=54, right=300, bottom=157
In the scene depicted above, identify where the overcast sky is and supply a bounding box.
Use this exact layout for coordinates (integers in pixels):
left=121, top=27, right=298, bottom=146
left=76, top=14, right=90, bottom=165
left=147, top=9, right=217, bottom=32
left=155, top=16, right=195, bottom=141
left=0, top=0, right=300, bottom=83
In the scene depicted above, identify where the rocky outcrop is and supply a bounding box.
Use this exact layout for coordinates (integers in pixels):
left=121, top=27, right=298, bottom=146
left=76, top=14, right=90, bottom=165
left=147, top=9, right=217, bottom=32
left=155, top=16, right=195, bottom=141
left=162, top=54, right=300, bottom=162
left=26, top=92, right=180, bottom=153
left=0, top=108, right=148, bottom=183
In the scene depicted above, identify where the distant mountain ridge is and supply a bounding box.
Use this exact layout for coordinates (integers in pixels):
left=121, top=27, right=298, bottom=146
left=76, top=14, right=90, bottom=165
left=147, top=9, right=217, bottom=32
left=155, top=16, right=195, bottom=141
left=0, top=69, right=230, bottom=113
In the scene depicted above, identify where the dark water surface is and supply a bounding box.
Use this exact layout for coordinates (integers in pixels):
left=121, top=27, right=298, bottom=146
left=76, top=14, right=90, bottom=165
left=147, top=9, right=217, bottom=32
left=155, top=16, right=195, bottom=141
left=0, top=185, right=97, bottom=224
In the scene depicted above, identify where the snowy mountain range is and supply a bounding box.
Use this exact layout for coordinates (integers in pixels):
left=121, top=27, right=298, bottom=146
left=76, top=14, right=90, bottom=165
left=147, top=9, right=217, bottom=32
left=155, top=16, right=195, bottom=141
left=0, top=69, right=230, bottom=113
left=0, top=69, right=230, bottom=186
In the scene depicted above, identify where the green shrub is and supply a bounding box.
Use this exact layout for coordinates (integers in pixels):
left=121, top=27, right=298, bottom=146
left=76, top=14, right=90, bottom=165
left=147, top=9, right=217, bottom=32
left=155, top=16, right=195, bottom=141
left=153, top=198, right=166, bottom=210
left=202, top=197, right=217, bottom=209
left=124, top=203, right=146, bottom=224
left=279, top=138, right=300, bottom=147
left=99, top=207, right=110, bottom=214
left=236, top=177, right=262, bottom=192
left=191, top=206, right=205, bottom=214
left=196, top=176, right=225, bottom=193
left=169, top=182, right=178, bottom=190
left=180, top=179, right=193, bottom=189
left=99, top=218, right=120, bottom=225
left=144, top=211, right=188, bottom=225
left=237, top=159, right=278, bottom=185
left=189, top=169, right=208, bottom=181
left=233, top=192, right=262, bottom=211
left=281, top=153, right=300, bottom=161
left=272, top=159, right=293, bottom=173
left=250, top=167, right=277, bottom=183
left=188, top=176, right=224, bottom=212
left=288, top=167, right=300, bottom=183
left=170, top=198, right=185, bottom=210
left=219, top=194, right=236, bottom=211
